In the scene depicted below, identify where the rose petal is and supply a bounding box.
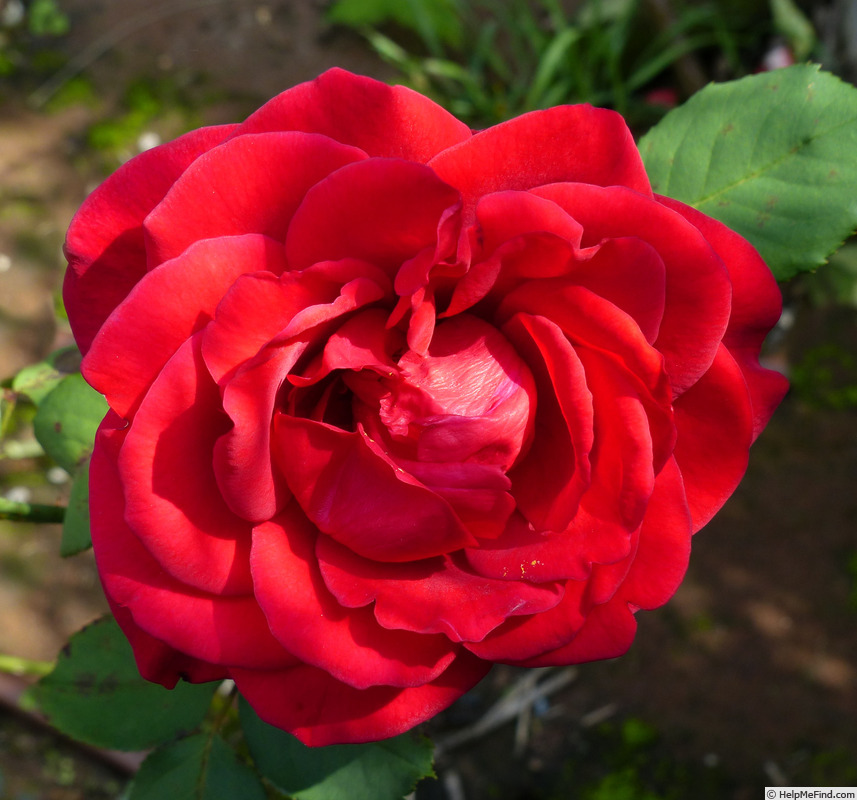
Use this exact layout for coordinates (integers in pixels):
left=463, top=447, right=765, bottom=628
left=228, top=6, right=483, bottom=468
left=429, top=105, right=651, bottom=216
left=509, top=457, right=692, bottom=667
left=91, top=414, right=296, bottom=670
left=202, top=260, right=390, bottom=384
left=442, top=191, right=594, bottom=317
left=500, top=284, right=676, bottom=505
left=207, top=268, right=390, bottom=521
left=502, top=313, right=593, bottom=533
left=234, top=67, right=472, bottom=162
left=144, top=132, right=367, bottom=266
left=64, top=124, right=235, bottom=353
left=317, top=535, right=563, bottom=643
left=213, top=344, right=304, bottom=522
left=657, top=195, right=789, bottom=438
left=576, top=344, right=662, bottom=532
left=463, top=577, right=588, bottom=662
left=507, top=597, right=637, bottom=666
left=475, top=191, right=585, bottom=254
left=464, top=512, right=593, bottom=583
left=291, top=308, right=401, bottom=387
left=251, top=510, right=458, bottom=689
left=231, top=652, right=490, bottom=747
left=399, top=460, right=515, bottom=540
left=498, top=282, right=671, bottom=412
left=617, top=456, right=692, bottom=610
left=118, top=335, right=254, bottom=594
left=569, top=236, right=666, bottom=344
left=531, top=183, right=732, bottom=396
left=285, top=158, right=461, bottom=274
left=109, top=602, right=229, bottom=687
left=672, top=344, right=755, bottom=531
left=82, top=235, right=287, bottom=420
left=273, top=415, right=478, bottom=561
left=380, top=315, right=535, bottom=469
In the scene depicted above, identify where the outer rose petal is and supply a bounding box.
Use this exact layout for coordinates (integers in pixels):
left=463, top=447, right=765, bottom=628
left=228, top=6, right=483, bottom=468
left=82, top=235, right=288, bottom=420
left=118, top=335, right=254, bottom=594
left=531, top=183, right=732, bottom=396
left=463, top=578, right=588, bottom=663
left=144, top=132, right=367, bottom=266
left=672, top=345, right=755, bottom=531
left=656, top=194, right=789, bottom=438
left=109, top=603, right=229, bottom=688
left=63, top=124, right=235, bottom=353
left=251, top=511, right=458, bottom=689
left=429, top=105, right=651, bottom=215
left=508, top=457, right=692, bottom=667
left=231, top=652, right=491, bottom=747
left=234, top=67, right=472, bottom=163
left=91, top=414, right=297, bottom=671
left=316, top=534, right=564, bottom=643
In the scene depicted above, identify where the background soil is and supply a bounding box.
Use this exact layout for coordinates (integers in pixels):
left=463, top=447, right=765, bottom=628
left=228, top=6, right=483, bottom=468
left=1, top=1, right=856, bottom=798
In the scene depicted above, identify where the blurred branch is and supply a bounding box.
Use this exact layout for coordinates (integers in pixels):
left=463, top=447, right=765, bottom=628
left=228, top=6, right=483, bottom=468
left=29, top=0, right=231, bottom=108
left=0, top=439, right=45, bottom=460
left=0, top=654, right=54, bottom=678
left=0, top=496, right=65, bottom=523
left=435, top=667, right=578, bottom=755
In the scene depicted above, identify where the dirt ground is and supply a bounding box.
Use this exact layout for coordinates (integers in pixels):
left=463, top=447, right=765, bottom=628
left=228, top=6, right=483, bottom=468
left=1, top=1, right=856, bottom=798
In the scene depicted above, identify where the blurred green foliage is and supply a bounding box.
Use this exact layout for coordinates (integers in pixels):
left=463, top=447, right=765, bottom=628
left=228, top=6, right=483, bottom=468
left=548, top=716, right=732, bottom=800
left=791, top=344, right=857, bottom=409
left=0, top=0, right=69, bottom=80
left=326, top=0, right=776, bottom=129
left=83, top=76, right=208, bottom=167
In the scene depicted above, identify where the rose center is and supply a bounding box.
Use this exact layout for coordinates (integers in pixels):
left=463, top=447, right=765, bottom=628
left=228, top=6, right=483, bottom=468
left=366, top=315, right=536, bottom=471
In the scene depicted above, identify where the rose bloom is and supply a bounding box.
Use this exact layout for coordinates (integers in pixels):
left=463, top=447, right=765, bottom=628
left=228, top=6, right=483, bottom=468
left=64, top=69, right=787, bottom=746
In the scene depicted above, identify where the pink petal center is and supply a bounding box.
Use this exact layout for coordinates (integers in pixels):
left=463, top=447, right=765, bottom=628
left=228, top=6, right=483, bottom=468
left=373, top=314, right=536, bottom=471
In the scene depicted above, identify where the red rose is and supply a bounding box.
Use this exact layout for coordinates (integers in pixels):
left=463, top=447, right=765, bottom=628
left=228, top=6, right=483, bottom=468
left=64, top=68, right=787, bottom=746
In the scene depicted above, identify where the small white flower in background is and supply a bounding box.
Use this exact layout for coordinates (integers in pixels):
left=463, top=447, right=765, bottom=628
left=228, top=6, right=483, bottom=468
left=137, top=131, right=162, bottom=153
left=46, top=466, right=70, bottom=485
left=1, top=0, right=25, bottom=28
left=4, top=486, right=31, bottom=504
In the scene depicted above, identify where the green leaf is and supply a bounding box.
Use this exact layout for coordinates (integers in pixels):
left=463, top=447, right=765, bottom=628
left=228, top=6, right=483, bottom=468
left=129, top=733, right=266, bottom=800
left=60, top=460, right=92, bottom=556
left=639, top=64, right=857, bottom=280
left=33, top=372, right=107, bottom=473
left=240, top=699, right=435, bottom=800
left=25, top=616, right=217, bottom=750
left=27, top=0, right=70, bottom=36
left=11, top=346, right=80, bottom=406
